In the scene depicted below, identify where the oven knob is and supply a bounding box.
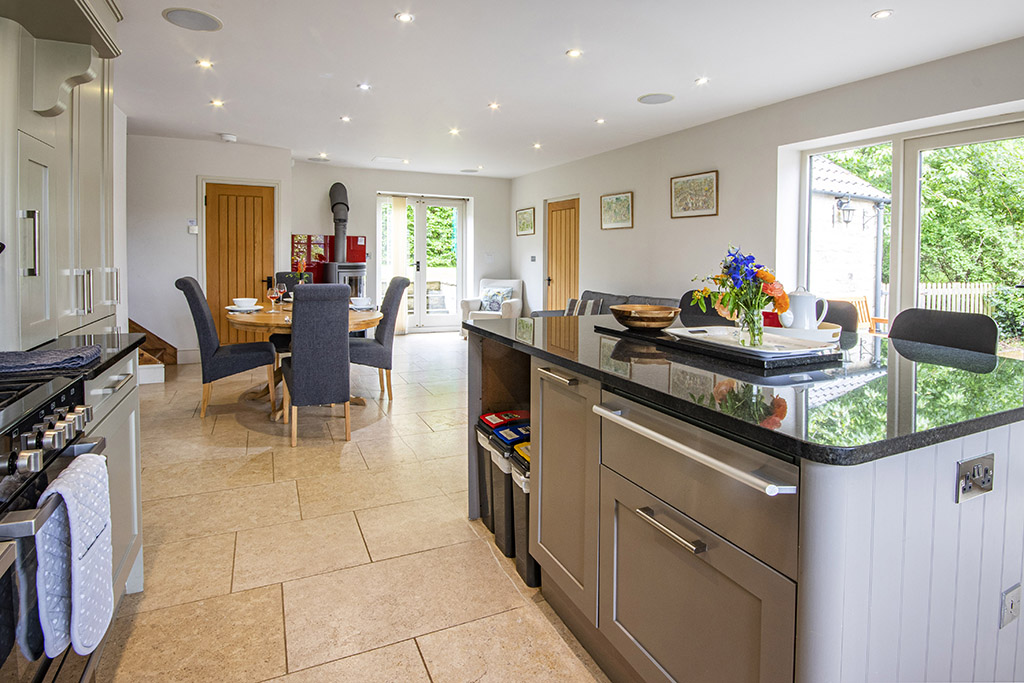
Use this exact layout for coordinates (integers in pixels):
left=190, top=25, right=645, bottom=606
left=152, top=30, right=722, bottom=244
left=54, top=407, right=69, bottom=419
left=19, top=433, right=38, bottom=450
left=65, top=412, right=85, bottom=432
left=41, top=429, right=65, bottom=451
left=54, top=420, right=75, bottom=440
left=14, top=449, right=42, bottom=473
left=72, top=405, right=93, bottom=424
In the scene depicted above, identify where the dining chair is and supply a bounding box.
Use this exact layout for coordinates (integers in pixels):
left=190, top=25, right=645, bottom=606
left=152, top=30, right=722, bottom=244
left=175, top=276, right=277, bottom=417
left=350, top=276, right=410, bottom=401
left=275, top=271, right=312, bottom=293
left=282, top=283, right=351, bottom=446
left=888, top=307, right=998, bottom=354
left=816, top=299, right=859, bottom=332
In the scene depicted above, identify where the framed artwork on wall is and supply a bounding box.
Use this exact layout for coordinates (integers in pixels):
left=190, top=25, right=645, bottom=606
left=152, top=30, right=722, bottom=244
left=600, top=191, right=633, bottom=230
left=515, top=207, right=535, bottom=236
left=670, top=170, right=719, bottom=218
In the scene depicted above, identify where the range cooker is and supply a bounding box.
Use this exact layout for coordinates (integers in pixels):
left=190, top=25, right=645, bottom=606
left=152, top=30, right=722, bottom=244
left=0, top=371, right=104, bottom=682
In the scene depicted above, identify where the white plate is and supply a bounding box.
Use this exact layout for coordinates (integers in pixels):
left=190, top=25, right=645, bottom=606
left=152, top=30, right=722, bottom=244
left=665, top=325, right=838, bottom=358
left=761, top=322, right=842, bottom=343
left=225, top=304, right=264, bottom=312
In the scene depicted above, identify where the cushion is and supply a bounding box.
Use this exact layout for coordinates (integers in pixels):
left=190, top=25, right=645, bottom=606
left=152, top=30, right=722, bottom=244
left=564, top=298, right=603, bottom=316
left=481, top=287, right=513, bottom=312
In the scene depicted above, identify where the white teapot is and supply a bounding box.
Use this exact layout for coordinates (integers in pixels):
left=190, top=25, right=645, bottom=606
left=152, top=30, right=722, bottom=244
left=779, top=286, right=828, bottom=330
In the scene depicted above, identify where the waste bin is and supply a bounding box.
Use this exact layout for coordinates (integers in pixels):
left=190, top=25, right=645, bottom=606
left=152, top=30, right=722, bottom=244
left=474, top=426, right=494, bottom=532
left=511, top=442, right=541, bottom=587
left=489, top=424, right=530, bottom=559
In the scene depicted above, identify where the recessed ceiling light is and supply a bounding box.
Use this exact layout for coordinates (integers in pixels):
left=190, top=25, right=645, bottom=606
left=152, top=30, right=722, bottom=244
left=637, top=93, right=674, bottom=105
left=477, top=165, right=484, bottom=170
left=694, top=76, right=710, bottom=86
left=162, top=7, right=223, bottom=31
left=449, top=127, right=460, bottom=135
left=871, top=8, right=894, bottom=19
left=340, top=116, right=351, bottom=122
left=318, top=152, right=328, bottom=159
left=219, top=133, right=236, bottom=143
left=394, top=11, right=414, bottom=22
left=488, top=102, right=500, bottom=110
left=402, top=159, right=410, bottom=165
left=460, top=169, right=478, bottom=173
left=357, top=83, right=372, bottom=91
left=565, top=48, right=583, bottom=58
left=195, top=59, right=213, bottom=68
left=595, top=118, right=605, bottom=124
left=533, top=143, right=542, bottom=149
left=307, top=157, right=329, bottom=163
left=210, top=99, right=224, bottom=107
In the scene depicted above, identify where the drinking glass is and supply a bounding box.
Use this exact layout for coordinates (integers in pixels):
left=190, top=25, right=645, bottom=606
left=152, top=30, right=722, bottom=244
left=267, top=287, right=280, bottom=312
left=276, top=283, right=288, bottom=309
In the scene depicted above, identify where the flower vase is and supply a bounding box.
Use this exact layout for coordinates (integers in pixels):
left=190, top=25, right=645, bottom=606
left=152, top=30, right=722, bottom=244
left=736, top=306, right=764, bottom=347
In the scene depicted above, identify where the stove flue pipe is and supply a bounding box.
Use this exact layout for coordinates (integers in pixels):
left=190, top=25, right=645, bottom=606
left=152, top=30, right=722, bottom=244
left=329, top=182, right=349, bottom=262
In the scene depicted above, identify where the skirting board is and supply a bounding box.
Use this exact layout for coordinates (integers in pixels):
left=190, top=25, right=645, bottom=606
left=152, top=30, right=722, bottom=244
left=177, top=348, right=201, bottom=364
left=137, top=363, right=164, bottom=385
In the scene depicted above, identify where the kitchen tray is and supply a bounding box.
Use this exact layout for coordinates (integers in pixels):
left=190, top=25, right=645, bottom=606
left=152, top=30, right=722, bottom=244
left=594, top=324, right=843, bottom=369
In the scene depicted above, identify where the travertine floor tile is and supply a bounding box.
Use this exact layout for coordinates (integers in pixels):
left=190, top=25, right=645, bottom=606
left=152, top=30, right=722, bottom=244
left=356, top=495, right=477, bottom=560
left=141, top=432, right=248, bottom=467
left=397, top=369, right=466, bottom=385
left=117, top=534, right=235, bottom=615
left=141, top=452, right=273, bottom=501
left=142, top=481, right=300, bottom=544
left=248, top=419, right=334, bottom=450
left=271, top=442, right=366, bottom=481
left=380, top=392, right=465, bottom=416
left=357, top=436, right=419, bottom=468
left=233, top=513, right=369, bottom=590
left=282, top=540, right=522, bottom=671
left=421, top=454, right=470, bottom=494
left=386, top=412, right=434, bottom=436
left=417, top=408, right=467, bottom=431
left=402, top=428, right=467, bottom=461
left=266, top=641, right=430, bottom=681
left=98, top=586, right=286, bottom=682
left=331, top=414, right=401, bottom=443
left=296, top=462, right=441, bottom=519
left=416, top=606, right=599, bottom=682
left=419, top=379, right=467, bottom=396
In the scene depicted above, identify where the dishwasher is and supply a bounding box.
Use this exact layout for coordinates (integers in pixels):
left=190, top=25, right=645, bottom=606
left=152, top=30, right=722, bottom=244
left=595, top=391, right=799, bottom=683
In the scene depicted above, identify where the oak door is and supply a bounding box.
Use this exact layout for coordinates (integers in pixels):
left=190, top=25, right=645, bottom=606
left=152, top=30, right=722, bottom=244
left=205, top=183, right=275, bottom=343
left=546, top=198, right=579, bottom=310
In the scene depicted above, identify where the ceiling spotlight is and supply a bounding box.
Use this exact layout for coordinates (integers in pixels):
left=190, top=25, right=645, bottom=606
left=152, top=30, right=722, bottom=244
left=196, top=59, right=213, bottom=68
left=637, top=93, right=674, bottom=105
left=595, top=118, right=605, bottom=124
left=477, top=165, right=484, bottom=170
left=488, top=102, right=500, bottom=110
left=340, top=116, right=351, bottom=122
left=694, top=76, right=710, bottom=86
left=357, top=83, right=372, bottom=91
left=318, top=152, right=328, bottom=159
left=210, top=99, right=224, bottom=107
left=402, top=159, right=410, bottom=164
left=394, top=11, right=414, bottom=22
left=565, top=48, right=583, bottom=58
left=449, top=127, right=460, bottom=135
left=219, top=133, right=236, bottom=143
left=162, top=7, right=223, bottom=31
left=533, top=143, right=542, bottom=149
left=871, top=8, right=894, bottom=19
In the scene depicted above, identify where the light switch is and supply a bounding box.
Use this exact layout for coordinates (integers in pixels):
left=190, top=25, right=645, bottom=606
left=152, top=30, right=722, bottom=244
left=187, top=219, right=199, bottom=235
left=531, top=255, right=536, bottom=262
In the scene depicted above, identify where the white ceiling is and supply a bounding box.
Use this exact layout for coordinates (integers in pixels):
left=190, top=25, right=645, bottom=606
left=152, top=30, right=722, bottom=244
left=115, top=0, right=1024, bottom=179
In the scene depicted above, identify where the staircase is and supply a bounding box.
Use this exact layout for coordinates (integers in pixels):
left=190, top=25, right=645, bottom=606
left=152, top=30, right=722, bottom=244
left=129, top=319, right=177, bottom=384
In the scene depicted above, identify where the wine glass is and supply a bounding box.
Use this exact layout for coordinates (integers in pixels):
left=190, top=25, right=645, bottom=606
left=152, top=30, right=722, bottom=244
left=276, top=283, right=288, bottom=308
left=267, top=287, right=280, bottom=312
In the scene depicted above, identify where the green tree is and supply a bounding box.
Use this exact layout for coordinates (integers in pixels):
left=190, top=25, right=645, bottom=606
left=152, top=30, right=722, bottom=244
left=406, top=205, right=457, bottom=268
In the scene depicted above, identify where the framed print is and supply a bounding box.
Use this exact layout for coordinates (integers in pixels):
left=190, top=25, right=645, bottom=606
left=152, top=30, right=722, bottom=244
left=515, top=207, right=535, bottom=236
left=670, top=170, right=718, bottom=218
left=515, top=317, right=535, bottom=344
left=600, top=191, right=633, bottom=230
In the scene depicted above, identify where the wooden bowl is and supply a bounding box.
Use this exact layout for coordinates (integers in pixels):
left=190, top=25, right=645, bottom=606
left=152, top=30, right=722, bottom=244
left=609, top=304, right=681, bottom=329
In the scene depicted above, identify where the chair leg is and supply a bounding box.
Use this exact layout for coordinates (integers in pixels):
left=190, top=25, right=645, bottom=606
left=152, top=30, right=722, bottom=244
left=283, top=382, right=290, bottom=424
left=343, top=401, right=351, bottom=441
left=290, top=407, right=298, bottom=447
left=385, top=369, right=393, bottom=401
left=266, top=365, right=277, bottom=413
left=201, top=383, right=212, bottom=418
left=378, top=368, right=385, bottom=393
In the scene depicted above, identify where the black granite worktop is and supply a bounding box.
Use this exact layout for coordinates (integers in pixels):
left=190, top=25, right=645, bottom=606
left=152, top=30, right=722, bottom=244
left=31, top=332, right=146, bottom=380
left=465, top=315, right=1024, bottom=466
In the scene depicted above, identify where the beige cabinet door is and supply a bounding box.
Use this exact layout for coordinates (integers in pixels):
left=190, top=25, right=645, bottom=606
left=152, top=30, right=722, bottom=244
left=17, top=131, right=58, bottom=348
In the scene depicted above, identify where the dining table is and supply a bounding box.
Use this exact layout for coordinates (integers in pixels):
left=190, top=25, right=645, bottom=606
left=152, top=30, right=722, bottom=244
left=226, top=303, right=384, bottom=413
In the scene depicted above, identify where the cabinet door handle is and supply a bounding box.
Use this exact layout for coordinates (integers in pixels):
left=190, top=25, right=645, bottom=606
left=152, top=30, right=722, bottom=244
left=95, top=373, right=133, bottom=395
left=18, top=210, right=39, bottom=276
left=634, top=507, right=707, bottom=555
left=87, top=269, right=95, bottom=313
left=593, top=404, right=797, bottom=496
left=73, top=269, right=87, bottom=315
left=537, top=367, right=578, bottom=386
left=114, top=267, right=121, bottom=304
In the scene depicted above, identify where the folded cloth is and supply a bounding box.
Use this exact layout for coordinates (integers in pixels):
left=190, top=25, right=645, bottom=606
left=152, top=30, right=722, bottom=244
left=0, top=346, right=101, bottom=374
left=35, top=454, right=113, bottom=657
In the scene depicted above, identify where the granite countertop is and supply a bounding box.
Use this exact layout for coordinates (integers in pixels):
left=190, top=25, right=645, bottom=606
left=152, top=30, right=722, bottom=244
left=31, top=332, right=147, bottom=380
left=465, top=315, right=1024, bottom=466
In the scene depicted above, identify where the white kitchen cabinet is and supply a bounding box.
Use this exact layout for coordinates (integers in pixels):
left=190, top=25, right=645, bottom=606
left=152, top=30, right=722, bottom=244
left=16, top=131, right=58, bottom=348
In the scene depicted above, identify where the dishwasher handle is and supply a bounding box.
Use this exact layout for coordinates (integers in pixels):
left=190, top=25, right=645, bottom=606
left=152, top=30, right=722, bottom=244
left=593, top=404, right=797, bottom=497
left=537, top=367, right=578, bottom=387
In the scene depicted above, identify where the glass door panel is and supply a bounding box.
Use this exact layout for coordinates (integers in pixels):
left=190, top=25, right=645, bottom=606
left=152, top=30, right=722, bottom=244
left=422, top=202, right=460, bottom=326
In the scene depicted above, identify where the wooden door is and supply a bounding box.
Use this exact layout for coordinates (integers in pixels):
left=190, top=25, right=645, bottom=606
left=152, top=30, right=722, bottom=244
left=205, top=183, right=275, bottom=343
left=546, top=198, right=579, bottom=310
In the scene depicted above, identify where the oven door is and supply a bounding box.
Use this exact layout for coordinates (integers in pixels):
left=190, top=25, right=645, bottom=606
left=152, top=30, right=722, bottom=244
left=0, top=436, right=108, bottom=683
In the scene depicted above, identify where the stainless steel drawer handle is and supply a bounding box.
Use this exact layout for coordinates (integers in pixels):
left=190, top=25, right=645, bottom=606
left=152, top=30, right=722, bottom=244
left=593, top=404, right=797, bottom=497
left=0, top=495, right=64, bottom=538
left=18, top=210, right=39, bottom=277
left=0, top=543, right=14, bottom=574
left=635, top=507, right=707, bottom=555
left=538, top=367, right=578, bottom=386
left=97, top=373, right=133, bottom=395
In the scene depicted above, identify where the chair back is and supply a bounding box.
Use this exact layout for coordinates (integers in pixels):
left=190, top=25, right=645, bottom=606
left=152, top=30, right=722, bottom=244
left=680, top=289, right=728, bottom=319
left=888, top=307, right=998, bottom=354
left=276, top=271, right=312, bottom=293
left=817, top=300, right=859, bottom=332
left=175, top=276, right=221, bottom=363
left=290, top=283, right=351, bottom=406
left=478, top=278, right=523, bottom=301
left=374, top=277, right=411, bottom=349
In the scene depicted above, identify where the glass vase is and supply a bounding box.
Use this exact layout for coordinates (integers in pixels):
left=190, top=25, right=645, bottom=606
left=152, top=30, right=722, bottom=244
left=736, top=306, right=764, bottom=347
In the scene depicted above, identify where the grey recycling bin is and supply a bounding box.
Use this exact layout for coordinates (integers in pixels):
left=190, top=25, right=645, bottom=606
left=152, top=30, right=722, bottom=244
left=488, top=442, right=515, bottom=558
left=474, top=426, right=494, bottom=532
left=510, top=455, right=541, bottom=587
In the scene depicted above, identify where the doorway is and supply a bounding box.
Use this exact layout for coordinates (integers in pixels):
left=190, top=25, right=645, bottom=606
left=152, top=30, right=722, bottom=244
left=204, top=183, right=275, bottom=343
left=546, top=198, right=579, bottom=310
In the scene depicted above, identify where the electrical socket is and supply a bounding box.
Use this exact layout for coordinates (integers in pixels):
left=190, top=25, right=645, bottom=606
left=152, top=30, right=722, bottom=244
left=1002, top=584, right=1021, bottom=628
left=956, top=453, right=994, bottom=503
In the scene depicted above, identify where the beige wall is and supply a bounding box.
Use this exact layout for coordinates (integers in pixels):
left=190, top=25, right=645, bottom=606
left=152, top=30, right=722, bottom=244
left=125, top=135, right=293, bottom=354
left=509, top=37, right=1024, bottom=313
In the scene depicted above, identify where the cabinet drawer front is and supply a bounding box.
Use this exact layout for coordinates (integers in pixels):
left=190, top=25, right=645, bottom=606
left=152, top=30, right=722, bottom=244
left=599, top=467, right=796, bottom=683
left=598, top=391, right=798, bottom=579
left=85, top=351, right=137, bottom=426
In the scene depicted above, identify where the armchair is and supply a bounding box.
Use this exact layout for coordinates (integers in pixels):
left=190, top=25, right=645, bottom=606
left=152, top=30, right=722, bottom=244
left=461, top=278, right=523, bottom=334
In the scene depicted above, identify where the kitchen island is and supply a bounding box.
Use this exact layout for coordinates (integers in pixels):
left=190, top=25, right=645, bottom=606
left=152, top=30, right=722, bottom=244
left=465, top=314, right=1024, bottom=682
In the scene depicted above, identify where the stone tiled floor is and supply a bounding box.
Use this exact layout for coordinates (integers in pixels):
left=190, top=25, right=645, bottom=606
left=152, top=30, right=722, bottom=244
left=97, top=332, right=607, bottom=682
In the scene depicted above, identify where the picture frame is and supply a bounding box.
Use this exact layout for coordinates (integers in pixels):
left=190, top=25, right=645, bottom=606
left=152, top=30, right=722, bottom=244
left=515, top=317, right=535, bottom=344
left=600, top=191, right=633, bottom=230
left=670, top=170, right=719, bottom=219
left=515, top=207, right=535, bottom=236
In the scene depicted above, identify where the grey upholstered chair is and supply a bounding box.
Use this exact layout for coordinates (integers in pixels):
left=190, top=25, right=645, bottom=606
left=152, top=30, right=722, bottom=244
left=816, top=299, right=859, bottom=332
left=888, top=307, right=998, bottom=354
left=275, top=271, right=312, bottom=293
left=350, top=276, right=410, bottom=401
left=282, top=283, right=351, bottom=446
left=175, top=277, right=277, bottom=417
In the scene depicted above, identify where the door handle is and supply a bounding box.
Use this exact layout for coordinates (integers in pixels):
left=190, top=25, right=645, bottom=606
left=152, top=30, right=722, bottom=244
left=415, top=261, right=421, bottom=272
left=634, top=507, right=707, bottom=555
left=546, top=277, right=552, bottom=285
left=264, top=276, right=274, bottom=289
left=18, top=210, right=39, bottom=277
